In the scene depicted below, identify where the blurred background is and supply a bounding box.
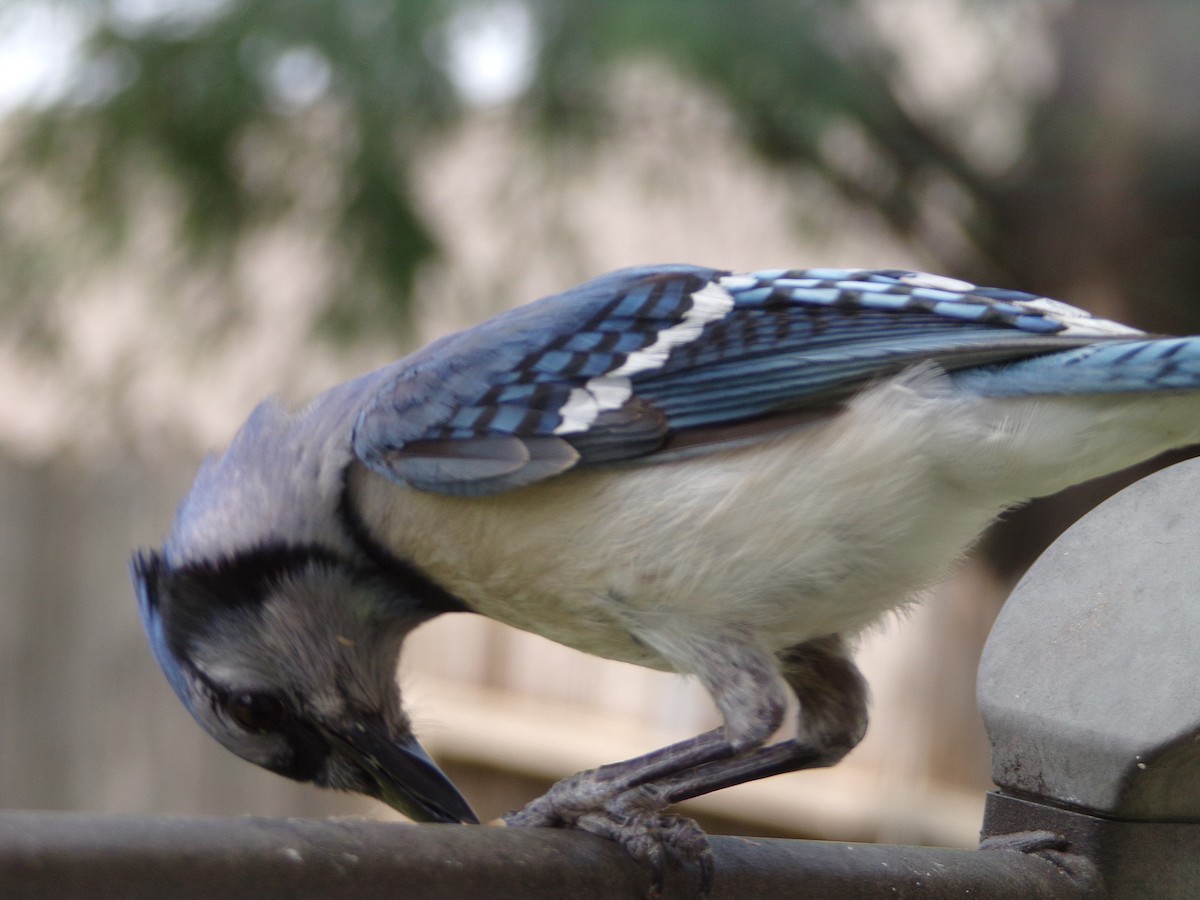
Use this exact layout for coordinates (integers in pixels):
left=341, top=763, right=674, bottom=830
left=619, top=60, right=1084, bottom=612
left=2, top=0, right=1200, bottom=847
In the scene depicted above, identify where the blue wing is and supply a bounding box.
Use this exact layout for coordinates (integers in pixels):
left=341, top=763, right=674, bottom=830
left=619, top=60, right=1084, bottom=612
left=352, top=265, right=1145, bottom=495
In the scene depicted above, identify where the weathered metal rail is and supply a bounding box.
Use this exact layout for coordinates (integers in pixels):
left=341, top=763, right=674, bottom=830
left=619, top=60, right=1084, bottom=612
left=0, top=809, right=1097, bottom=899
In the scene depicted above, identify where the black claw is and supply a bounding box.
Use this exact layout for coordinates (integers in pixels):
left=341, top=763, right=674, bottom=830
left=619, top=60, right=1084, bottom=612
left=696, top=845, right=716, bottom=899
left=646, top=841, right=668, bottom=900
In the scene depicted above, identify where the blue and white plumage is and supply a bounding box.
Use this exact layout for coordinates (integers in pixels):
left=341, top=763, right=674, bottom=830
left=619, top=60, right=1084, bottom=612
left=132, top=265, right=1200, bottom=884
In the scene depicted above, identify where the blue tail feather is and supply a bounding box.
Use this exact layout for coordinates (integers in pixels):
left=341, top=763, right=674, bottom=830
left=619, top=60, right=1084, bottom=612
left=954, top=337, right=1200, bottom=397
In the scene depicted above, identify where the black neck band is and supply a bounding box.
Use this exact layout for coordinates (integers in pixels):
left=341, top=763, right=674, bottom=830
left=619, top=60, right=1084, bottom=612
left=336, top=468, right=473, bottom=617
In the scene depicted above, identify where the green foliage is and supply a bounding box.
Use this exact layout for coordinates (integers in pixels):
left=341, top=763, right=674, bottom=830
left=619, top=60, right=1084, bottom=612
left=5, top=0, right=1200, bottom=342
left=6, top=0, right=978, bottom=339
left=7, top=0, right=459, bottom=332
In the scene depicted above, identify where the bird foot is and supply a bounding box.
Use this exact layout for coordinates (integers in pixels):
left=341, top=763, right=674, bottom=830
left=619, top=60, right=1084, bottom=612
left=505, top=780, right=714, bottom=897
left=503, top=770, right=606, bottom=828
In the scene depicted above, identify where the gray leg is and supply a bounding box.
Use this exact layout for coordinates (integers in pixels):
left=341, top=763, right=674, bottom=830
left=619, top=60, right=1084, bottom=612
left=648, top=635, right=870, bottom=805
left=504, top=635, right=869, bottom=893
left=506, top=636, right=790, bottom=825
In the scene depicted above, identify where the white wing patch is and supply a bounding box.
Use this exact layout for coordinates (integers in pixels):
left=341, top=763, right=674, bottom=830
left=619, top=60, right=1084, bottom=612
left=1015, top=296, right=1145, bottom=337
left=896, top=272, right=977, bottom=293
left=610, top=281, right=737, bottom=377
left=554, top=376, right=634, bottom=434
left=553, top=280, right=736, bottom=435
left=901, top=270, right=1144, bottom=338
left=716, top=274, right=758, bottom=290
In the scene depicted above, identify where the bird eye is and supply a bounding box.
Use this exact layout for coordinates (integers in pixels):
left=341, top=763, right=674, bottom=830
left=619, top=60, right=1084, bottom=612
left=225, top=691, right=288, bottom=733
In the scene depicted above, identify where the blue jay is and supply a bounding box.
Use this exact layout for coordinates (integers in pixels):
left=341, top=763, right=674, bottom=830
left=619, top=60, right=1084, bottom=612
left=132, top=265, right=1200, bottom=877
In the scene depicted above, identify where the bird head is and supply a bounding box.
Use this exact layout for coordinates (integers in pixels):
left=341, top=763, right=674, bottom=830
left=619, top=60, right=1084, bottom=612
left=131, top=544, right=478, bottom=825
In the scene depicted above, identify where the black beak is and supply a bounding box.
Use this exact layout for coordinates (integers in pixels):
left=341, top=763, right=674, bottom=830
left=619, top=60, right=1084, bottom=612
left=331, top=722, right=479, bottom=824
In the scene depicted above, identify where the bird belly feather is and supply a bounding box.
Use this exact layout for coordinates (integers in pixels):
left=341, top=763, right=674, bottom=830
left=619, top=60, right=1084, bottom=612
left=354, top=370, right=1200, bottom=674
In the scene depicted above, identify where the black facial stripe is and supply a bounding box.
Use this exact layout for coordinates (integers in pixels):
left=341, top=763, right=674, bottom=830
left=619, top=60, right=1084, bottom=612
left=185, top=661, right=331, bottom=784
left=260, top=718, right=332, bottom=783
left=171, top=543, right=351, bottom=610
left=145, top=542, right=359, bottom=663
left=131, top=548, right=166, bottom=612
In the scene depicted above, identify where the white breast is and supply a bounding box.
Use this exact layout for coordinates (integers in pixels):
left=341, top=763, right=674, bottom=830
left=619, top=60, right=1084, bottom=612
left=355, top=368, right=1200, bottom=672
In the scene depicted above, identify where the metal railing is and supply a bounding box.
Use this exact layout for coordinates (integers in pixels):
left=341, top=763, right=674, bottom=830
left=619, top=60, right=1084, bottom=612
left=0, top=809, right=1098, bottom=899
left=6, top=458, right=1200, bottom=898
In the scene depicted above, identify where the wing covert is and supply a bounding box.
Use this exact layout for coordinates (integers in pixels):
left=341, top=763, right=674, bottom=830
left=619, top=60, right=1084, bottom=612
left=353, top=266, right=1140, bottom=495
